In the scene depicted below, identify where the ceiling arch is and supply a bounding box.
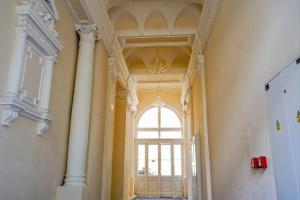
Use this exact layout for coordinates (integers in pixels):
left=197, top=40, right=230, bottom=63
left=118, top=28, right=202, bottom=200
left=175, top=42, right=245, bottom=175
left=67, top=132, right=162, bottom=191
left=115, top=11, right=138, bottom=30
left=144, top=10, right=168, bottom=29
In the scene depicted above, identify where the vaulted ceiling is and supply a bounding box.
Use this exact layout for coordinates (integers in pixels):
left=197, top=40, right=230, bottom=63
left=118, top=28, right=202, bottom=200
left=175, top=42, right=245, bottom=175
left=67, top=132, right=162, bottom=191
left=64, top=0, right=214, bottom=91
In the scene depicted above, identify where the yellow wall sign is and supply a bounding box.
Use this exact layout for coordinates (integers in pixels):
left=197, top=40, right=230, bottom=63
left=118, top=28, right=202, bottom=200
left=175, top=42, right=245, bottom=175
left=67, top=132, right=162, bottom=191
left=297, top=111, right=300, bottom=123
left=275, top=120, right=281, bottom=132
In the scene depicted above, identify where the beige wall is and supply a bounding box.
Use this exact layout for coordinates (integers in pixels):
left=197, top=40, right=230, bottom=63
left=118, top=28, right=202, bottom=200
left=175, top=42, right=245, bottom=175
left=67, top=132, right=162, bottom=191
left=137, top=89, right=182, bottom=117
left=204, top=0, right=300, bottom=199
left=86, top=40, right=109, bottom=200
left=123, top=107, right=134, bottom=200
left=0, top=0, right=17, bottom=94
left=191, top=78, right=208, bottom=200
left=111, top=97, right=127, bottom=200
left=111, top=95, right=135, bottom=200
left=0, top=1, right=78, bottom=200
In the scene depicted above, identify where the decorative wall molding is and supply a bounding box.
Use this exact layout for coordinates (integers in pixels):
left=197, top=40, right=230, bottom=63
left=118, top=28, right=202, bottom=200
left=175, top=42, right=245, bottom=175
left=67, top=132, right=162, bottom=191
left=197, top=0, right=221, bottom=52
left=116, top=89, right=138, bottom=113
left=112, top=39, right=139, bottom=111
left=75, top=23, right=101, bottom=42
left=180, top=38, right=204, bottom=111
left=83, top=0, right=115, bottom=54
left=108, top=56, right=118, bottom=83
left=0, top=0, right=62, bottom=135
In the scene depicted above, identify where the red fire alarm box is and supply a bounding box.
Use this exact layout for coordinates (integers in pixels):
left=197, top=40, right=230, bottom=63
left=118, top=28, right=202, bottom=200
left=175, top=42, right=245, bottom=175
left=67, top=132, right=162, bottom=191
left=251, top=157, right=259, bottom=168
left=258, top=156, right=267, bottom=168
left=251, top=156, right=267, bottom=169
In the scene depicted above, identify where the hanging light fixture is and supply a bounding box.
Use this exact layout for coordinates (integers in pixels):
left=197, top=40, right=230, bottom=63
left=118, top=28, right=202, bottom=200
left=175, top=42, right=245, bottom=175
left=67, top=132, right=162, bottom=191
left=146, top=47, right=168, bottom=74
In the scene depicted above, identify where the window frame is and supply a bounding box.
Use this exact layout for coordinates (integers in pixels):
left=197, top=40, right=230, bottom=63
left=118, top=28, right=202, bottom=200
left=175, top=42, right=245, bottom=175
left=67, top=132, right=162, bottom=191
left=135, top=105, right=184, bottom=177
left=136, top=105, right=182, bottom=139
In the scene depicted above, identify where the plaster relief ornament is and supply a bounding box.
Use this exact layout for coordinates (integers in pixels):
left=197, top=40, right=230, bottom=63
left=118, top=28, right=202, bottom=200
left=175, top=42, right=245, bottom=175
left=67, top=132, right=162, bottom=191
left=75, top=24, right=102, bottom=41
left=0, top=0, right=62, bottom=135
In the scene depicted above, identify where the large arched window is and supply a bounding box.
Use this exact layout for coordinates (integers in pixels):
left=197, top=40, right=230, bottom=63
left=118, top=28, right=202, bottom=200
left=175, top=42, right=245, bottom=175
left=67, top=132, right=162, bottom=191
left=137, top=106, right=182, bottom=139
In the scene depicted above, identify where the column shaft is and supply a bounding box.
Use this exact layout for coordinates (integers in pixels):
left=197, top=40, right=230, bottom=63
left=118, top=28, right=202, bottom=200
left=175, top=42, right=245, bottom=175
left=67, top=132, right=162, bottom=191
left=5, top=31, right=27, bottom=96
left=64, top=24, right=98, bottom=186
left=101, top=57, right=117, bottom=200
left=39, top=56, right=55, bottom=112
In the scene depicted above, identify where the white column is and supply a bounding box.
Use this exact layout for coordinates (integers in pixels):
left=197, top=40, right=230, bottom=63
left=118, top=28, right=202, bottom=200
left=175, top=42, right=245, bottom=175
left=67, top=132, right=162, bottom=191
left=101, top=56, right=117, bottom=200
left=39, top=56, right=55, bottom=113
left=64, top=24, right=99, bottom=186
left=5, top=31, right=27, bottom=96
left=183, top=111, right=189, bottom=198
left=123, top=94, right=137, bottom=200
left=36, top=56, right=55, bottom=135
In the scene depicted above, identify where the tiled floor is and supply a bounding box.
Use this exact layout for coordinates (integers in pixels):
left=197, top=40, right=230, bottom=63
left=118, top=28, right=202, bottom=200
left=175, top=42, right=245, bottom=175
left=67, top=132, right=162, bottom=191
left=136, top=198, right=184, bottom=200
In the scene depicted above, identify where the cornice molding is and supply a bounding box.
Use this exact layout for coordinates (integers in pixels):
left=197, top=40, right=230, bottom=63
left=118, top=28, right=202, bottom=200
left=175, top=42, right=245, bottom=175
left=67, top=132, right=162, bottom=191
left=116, top=89, right=138, bottom=113
left=83, top=0, right=115, bottom=53
left=198, top=0, right=221, bottom=52
left=180, top=39, right=204, bottom=111
left=112, top=39, right=139, bottom=111
left=108, top=56, right=118, bottom=83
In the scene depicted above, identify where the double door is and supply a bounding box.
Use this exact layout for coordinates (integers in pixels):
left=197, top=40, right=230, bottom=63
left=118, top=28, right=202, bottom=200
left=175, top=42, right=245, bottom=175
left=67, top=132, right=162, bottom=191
left=266, top=57, right=300, bottom=200
left=135, top=142, right=183, bottom=197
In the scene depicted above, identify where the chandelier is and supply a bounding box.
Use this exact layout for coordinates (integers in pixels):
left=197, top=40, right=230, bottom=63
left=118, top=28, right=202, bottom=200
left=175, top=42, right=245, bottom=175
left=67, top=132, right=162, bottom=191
left=146, top=48, right=168, bottom=74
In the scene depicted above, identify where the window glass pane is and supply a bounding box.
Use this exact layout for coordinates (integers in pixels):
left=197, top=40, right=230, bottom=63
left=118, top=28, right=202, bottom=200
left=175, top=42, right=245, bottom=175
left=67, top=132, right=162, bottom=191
left=174, top=160, right=182, bottom=176
left=161, top=107, right=181, bottom=128
left=137, top=145, right=145, bottom=176
left=160, top=131, right=182, bottom=139
left=148, top=145, right=158, bottom=176
left=174, top=145, right=182, bottom=176
left=138, top=107, right=158, bottom=128
left=161, top=145, right=171, bottom=176
left=137, top=131, right=159, bottom=139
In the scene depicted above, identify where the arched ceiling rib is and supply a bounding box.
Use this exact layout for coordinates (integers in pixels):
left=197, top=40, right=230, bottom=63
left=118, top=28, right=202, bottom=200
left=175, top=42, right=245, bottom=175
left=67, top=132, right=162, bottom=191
left=109, top=1, right=203, bottom=33
left=66, top=0, right=205, bottom=91
left=106, top=0, right=203, bottom=90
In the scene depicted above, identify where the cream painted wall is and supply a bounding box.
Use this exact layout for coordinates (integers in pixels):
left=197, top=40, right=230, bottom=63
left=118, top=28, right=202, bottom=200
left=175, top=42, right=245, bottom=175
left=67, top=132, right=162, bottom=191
left=111, top=98, right=127, bottom=200
left=123, top=108, right=134, bottom=200
left=0, top=1, right=17, bottom=94
left=137, top=89, right=182, bottom=117
left=204, top=0, right=300, bottom=199
left=0, top=1, right=78, bottom=200
left=192, top=78, right=208, bottom=200
left=86, top=41, right=109, bottom=200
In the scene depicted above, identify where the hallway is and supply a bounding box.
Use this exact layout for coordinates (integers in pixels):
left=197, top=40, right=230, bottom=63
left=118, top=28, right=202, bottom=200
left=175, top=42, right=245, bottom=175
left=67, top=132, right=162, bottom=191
left=136, top=198, right=185, bottom=200
left=0, top=0, right=299, bottom=200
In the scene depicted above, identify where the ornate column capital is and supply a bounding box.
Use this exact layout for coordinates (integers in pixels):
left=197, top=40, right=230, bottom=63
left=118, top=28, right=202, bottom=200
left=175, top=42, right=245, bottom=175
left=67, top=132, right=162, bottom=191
left=43, top=56, right=56, bottom=65
left=75, top=24, right=101, bottom=43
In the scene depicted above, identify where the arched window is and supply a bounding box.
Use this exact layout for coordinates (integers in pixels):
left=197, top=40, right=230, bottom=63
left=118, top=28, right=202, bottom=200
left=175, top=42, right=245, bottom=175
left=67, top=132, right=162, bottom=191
left=137, top=106, right=182, bottom=139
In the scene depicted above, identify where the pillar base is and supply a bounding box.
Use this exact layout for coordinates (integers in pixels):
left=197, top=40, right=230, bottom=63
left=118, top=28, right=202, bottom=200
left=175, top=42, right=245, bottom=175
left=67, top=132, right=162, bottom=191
left=57, top=186, right=86, bottom=200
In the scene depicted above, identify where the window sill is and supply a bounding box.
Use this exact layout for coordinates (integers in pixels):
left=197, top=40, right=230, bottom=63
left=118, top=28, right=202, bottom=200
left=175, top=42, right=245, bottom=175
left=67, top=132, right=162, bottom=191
left=0, top=95, right=53, bottom=135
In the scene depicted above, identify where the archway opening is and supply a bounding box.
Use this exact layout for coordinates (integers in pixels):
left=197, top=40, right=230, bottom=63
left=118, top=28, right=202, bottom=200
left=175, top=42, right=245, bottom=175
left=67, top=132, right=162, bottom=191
left=135, top=106, right=184, bottom=198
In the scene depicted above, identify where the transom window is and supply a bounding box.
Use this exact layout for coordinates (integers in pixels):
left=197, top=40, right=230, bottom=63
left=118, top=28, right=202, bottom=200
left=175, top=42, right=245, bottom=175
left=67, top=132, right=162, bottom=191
left=137, top=106, right=182, bottom=139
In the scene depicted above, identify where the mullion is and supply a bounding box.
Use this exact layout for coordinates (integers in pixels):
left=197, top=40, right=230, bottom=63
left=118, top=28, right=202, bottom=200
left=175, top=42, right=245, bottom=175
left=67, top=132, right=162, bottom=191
left=158, top=106, right=161, bottom=138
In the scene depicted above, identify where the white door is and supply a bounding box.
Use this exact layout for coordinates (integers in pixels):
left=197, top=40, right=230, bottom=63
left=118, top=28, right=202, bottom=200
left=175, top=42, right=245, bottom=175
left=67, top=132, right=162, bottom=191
left=266, top=57, right=300, bottom=200
left=135, top=142, right=184, bottom=197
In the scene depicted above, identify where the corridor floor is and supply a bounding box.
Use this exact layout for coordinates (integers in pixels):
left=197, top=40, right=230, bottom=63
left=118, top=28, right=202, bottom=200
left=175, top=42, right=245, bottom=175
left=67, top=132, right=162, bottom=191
left=136, top=198, right=184, bottom=200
